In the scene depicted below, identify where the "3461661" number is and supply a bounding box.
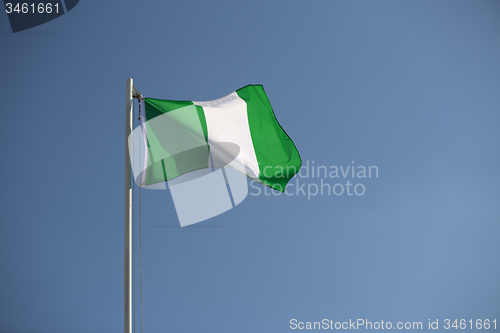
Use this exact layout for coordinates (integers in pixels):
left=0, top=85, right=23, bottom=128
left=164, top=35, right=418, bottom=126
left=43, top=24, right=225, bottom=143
left=5, top=3, right=59, bottom=14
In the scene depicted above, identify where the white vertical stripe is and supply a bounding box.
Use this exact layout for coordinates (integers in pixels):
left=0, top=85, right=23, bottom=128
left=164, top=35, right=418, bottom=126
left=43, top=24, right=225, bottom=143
left=193, top=92, right=260, bottom=180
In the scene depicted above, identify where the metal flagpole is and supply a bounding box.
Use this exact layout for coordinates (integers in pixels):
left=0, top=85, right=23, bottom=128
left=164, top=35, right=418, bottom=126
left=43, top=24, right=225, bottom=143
left=125, top=78, right=133, bottom=333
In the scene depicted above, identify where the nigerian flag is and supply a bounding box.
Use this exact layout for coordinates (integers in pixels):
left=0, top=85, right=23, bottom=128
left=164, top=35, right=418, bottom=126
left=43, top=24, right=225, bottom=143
left=136, top=84, right=301, bottom=192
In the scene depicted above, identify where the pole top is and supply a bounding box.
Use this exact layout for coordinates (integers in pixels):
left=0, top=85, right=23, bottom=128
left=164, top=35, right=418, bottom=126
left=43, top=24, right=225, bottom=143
left=127, top=78, right=143, bottom=99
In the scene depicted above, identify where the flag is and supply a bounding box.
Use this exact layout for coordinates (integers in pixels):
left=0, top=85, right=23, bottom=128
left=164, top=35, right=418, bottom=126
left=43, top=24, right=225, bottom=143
left=135, top=84, right=301, bottom=193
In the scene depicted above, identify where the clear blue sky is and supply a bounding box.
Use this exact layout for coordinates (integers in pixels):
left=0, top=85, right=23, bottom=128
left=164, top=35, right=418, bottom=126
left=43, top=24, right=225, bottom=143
left=1, top=1, right=499, bottom=332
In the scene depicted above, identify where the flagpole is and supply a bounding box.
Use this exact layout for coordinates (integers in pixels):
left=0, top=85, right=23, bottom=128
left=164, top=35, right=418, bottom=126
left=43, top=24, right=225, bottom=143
left=125, top=78, right=133, bottom=333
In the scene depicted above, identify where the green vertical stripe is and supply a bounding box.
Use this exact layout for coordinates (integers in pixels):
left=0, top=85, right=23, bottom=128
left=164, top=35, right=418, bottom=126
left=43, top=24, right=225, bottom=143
left=143, top=98, right=210, bottom=184
left=236, top=85, right=301, bottom=192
